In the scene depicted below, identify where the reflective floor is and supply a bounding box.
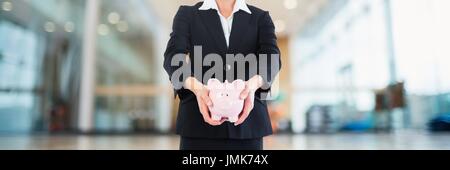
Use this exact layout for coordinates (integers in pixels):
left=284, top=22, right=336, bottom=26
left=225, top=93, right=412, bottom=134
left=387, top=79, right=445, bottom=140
left=1, top=131, right=450, bottom=150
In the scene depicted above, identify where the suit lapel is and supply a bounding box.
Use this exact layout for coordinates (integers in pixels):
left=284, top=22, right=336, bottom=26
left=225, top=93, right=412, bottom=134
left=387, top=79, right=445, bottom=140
left=228, top=11, right=252, bottom=52
left=199, top=9, right=228, bottom=54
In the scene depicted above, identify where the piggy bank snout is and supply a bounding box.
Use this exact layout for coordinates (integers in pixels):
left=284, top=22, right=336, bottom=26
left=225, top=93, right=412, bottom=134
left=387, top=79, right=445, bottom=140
left=215, top=99, right=242, bottom=109
left=207, top=79, right=246, bottom=123
left=209, top=92, right=244, bottom=115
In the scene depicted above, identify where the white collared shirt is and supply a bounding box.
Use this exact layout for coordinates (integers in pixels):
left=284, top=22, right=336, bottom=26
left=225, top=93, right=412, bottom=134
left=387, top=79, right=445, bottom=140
left=199, top=0, right=252, bottom=47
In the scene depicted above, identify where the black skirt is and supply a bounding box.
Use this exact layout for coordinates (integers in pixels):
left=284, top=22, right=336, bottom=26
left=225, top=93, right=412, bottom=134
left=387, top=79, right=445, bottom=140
left=180, top=137, right=263, bottom=150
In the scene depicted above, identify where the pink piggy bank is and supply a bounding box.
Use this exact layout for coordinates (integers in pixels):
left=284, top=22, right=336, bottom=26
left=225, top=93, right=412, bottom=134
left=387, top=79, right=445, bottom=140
left=207, top=79, right=246, bottom=123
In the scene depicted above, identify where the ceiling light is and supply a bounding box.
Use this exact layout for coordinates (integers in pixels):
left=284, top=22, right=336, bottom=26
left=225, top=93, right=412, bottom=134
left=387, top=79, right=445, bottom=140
left=98, top=24, right=110, bottom=36
left=117, top=21, right=129, bottom=33
left=2, top=1, right=12, bottom=11
left=64, top=22, right=75, bottom=33
left=108, top=12, right=121, bottom=25
left=284, top=0, right=298, bottom=10
left=44, top=22, right=56, bottom=33
left=274, top=20, right=286, bottom=33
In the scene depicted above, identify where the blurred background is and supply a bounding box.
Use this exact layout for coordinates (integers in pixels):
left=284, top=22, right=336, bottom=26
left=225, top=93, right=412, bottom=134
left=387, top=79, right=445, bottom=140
left=1, top=0, right=450, bottom=150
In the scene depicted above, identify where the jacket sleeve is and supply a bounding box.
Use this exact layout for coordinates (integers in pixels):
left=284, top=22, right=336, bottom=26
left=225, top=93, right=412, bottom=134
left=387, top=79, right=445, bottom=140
left=164, top=6, right=192, bottom=94
left=257, top=11, right=282, bottom=93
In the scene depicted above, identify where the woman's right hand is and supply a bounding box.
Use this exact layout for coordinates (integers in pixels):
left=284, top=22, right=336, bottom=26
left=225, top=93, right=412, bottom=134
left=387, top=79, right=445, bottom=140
left=184, top=77, right=225, bottom=126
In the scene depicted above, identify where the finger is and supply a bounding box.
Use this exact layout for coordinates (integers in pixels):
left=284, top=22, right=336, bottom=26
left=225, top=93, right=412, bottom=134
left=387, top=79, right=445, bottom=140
left=202, top=94, right=213, bottom=107
left=198, top=101, right=210, bottom=120
left=200, top=111, right=219, bottom=126
left=199, top=105, right=222, bottom=126
left=235, top=99, right=253, bottom=126
left=197, top=94, right=219, bottom=126
left=207, top=114, right=224, bottom=126
left=235, top=111, right=250, bottom=126
left=218, top=119, right=227, bottom=125
left=240, top=87, right=250, bottom=100
left=236, top=104, right=251, bottom=125
left=204, top=116, right=222, bottom=126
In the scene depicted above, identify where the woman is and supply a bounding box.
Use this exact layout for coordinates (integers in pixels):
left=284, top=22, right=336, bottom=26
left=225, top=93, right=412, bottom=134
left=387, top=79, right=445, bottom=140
left=164, top=0, right=281, bottom=150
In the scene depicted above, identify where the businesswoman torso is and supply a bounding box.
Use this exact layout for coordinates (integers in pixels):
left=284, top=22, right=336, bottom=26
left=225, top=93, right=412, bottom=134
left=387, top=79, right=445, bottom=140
left=164, top=0, right=281, bottom=150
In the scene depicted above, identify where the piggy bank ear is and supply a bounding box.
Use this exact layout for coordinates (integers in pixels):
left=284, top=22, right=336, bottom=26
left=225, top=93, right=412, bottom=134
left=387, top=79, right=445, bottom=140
left=207, top=79, right=222, bottom=90
left=232, top=80, right=246, bottom=90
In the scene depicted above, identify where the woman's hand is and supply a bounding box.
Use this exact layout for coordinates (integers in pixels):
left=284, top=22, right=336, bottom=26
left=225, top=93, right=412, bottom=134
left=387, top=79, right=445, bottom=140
left=184, top=77, right=225, bottom=126
left=235, top=75, right=264, bottom=126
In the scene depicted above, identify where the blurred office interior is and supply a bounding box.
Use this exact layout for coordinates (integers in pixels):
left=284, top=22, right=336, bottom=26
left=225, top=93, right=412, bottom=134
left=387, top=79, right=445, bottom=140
left=1, top=0, right=450, bottom=149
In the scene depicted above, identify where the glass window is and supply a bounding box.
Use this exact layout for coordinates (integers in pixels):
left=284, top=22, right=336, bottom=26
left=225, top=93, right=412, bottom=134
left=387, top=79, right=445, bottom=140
left=0, top=0, right=86, bottom=132
left=93, top=0, right=170, bottom=132
left=391, top=0, right=450, bottom=95
left=291, top=0, right=393, bottom=132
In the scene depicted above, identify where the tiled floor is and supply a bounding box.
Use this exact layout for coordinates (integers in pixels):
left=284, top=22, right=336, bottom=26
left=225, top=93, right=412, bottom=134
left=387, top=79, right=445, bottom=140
left=1, top=131, right=450, bottom=150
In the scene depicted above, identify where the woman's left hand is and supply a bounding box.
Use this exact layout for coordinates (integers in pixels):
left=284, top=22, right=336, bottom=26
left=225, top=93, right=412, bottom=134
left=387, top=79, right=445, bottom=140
left=235, top=75, right=264, bottom=126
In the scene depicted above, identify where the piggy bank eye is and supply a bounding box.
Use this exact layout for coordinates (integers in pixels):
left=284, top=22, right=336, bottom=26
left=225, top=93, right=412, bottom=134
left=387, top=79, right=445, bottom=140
left=226, top=94, right=229, bottom=97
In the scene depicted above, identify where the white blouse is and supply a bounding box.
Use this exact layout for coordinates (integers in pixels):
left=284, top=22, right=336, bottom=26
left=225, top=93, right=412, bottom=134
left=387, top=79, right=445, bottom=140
left=199, top=0, right=252, bottom=47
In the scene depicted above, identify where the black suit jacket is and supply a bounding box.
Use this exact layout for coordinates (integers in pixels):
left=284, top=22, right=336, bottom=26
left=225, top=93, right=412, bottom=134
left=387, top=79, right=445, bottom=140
left=164, top=2, right=281, bottom=139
